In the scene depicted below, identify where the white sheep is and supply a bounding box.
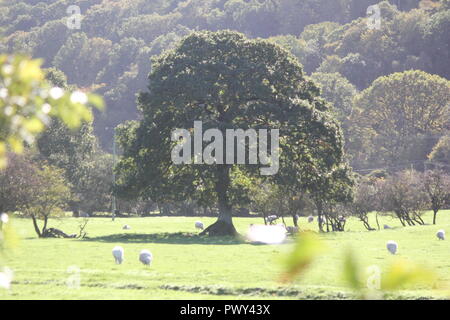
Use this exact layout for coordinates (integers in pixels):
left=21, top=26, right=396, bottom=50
left=195, top=221, right=204, bottom=230
left=123, top=225, right=131, bottom=230
left=286, top=226, right=299, bottom=234
left=266, top=215, right=278, bottom=224
left=112, top=246, right=124, bottom=264
left=139, top=250, right=153, bottom=266
left=0, top=267, right=13, bottom=290
left=386, top=240, right=398, bottom=255
left=436, top=229, right=445, bottom=240
left=308, top=216, right=314, bottom=223
left=79, top=212, right=90, bottom=218
left=0, top=213, right=8, bottom=224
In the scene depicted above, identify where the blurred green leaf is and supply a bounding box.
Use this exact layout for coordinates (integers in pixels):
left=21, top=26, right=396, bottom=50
left=1, top=219, right=20, bottom=259
left=24, top=118, right=45, bottom=133
left=88, top=94, right=105, bottom=110
left=282, top=232, right=326, bottom=282
left=381, top=259, right=436, bottom=291
left=343, top=249, right=361, bottom=290
left=0, top=54, right=104, bottom=168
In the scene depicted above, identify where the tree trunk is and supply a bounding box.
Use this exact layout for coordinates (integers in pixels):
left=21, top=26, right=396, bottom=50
left=42, top=227, right=76, bottom=238
left=263, top=212, right=268, bottom=225
left=293, top=214, right=298, bottom=227
left=200, top=166, right=237, bottom=237
left=360, top=216, right=374, bottom=231
left=405, top=214, right=415, bottom=226
left=414, top=215, right=424, bottom=225
left=42, top=215, right=48, bottom=234
left=316, top=201, right=324, bottom=233
left=396, top=212, right=406, bottom=226
left=375, top=212, right=380, bottom=230
left=31, top=214, right=42, bottom=238
left=433, top=209, right=438, bottom=225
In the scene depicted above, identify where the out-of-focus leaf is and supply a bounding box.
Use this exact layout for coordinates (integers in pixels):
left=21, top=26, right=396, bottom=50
left=343, top=249, right=361, bottom=290
left=88, top=94, right=105, bottom=110
left=7, top=136, right=23, bottom=154
left=340, top=250, right=437, bottom=299
left=0, top=54, right=104, bottom=168
left=381, top=259, right=436, bottom=291
left=24, top=118, right=45, bottom=133
left=0, top=142, right=6, bottom=159
left=1, top=217, right=20, bottom=260
left=18, top=59, right=43, bottom=82
left=281, top=232, right=326, bottom=282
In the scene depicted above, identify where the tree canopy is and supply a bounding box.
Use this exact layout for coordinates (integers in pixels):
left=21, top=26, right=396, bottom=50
left=2, top=0, right=446, bottom=149
left=350, top=70, right=450, bottom=169
left=115, top=30, right=351, bottom=235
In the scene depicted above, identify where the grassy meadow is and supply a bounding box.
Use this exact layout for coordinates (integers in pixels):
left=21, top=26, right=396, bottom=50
left=0, top=211, right=449, bottom=300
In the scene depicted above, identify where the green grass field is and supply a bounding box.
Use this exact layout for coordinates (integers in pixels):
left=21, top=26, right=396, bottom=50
left=1, top=211, right=449, bottom=300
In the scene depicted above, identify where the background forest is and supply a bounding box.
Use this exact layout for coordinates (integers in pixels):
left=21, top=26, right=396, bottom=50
left=1, top=0, right=449, bottom=216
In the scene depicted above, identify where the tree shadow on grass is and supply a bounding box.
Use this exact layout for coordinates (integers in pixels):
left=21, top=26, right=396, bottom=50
left=82, top=232, right=246, bottom=245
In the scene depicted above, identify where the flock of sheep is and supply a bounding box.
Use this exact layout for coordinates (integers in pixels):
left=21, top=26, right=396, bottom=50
left=266, top=214, right=446, bottom=255
left=112, top=246, right=153, bottom=266
left=386, top=229, right=446, bottom=255
left=112, top=219, right=445, bottom=264
left=110, top=221, right=206, bottom=266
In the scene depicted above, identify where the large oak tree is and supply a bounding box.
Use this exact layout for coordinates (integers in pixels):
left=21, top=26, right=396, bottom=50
left=115, top=31, right=349, bottom=236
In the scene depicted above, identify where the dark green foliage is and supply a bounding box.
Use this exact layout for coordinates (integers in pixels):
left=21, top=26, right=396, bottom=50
left=115, top=31, right=350, bottom=234
left=36, top=68, right=112, bottom=214
left=2, top=0, right=445, bottom=148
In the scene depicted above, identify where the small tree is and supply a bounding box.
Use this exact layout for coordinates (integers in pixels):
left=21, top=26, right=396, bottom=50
left=377, top=170, right=430, bottom=226
left=422, top=170, right=450, bottom=225
left=346, top=177, right=377, bottom=231
left=250, top=182, right=279, bottom=224
left=21, top=164, right=72, bottom=238
left=250, top=182, right=309, bottom=227
left=0, top=154, right=72, bottom=237
left=310, top=165, right=355, bottom=232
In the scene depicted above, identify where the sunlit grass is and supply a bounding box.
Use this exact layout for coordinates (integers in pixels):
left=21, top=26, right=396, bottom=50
left=0, top=211, right=449, bottom=300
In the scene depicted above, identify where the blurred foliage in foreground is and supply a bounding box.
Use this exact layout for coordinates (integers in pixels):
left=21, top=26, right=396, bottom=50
left=0, top=54, right=104, bottom=168
left=0, top=54, right=104, bottom=289
left=0, top=214, right=18, bottom=257
left=284, top=232, right=442, bottom=299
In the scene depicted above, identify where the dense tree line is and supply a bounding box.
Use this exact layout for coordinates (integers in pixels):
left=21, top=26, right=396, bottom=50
left=1, top=1, right=447, bottom=150
left=1, top=1, right=449, bottom=225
